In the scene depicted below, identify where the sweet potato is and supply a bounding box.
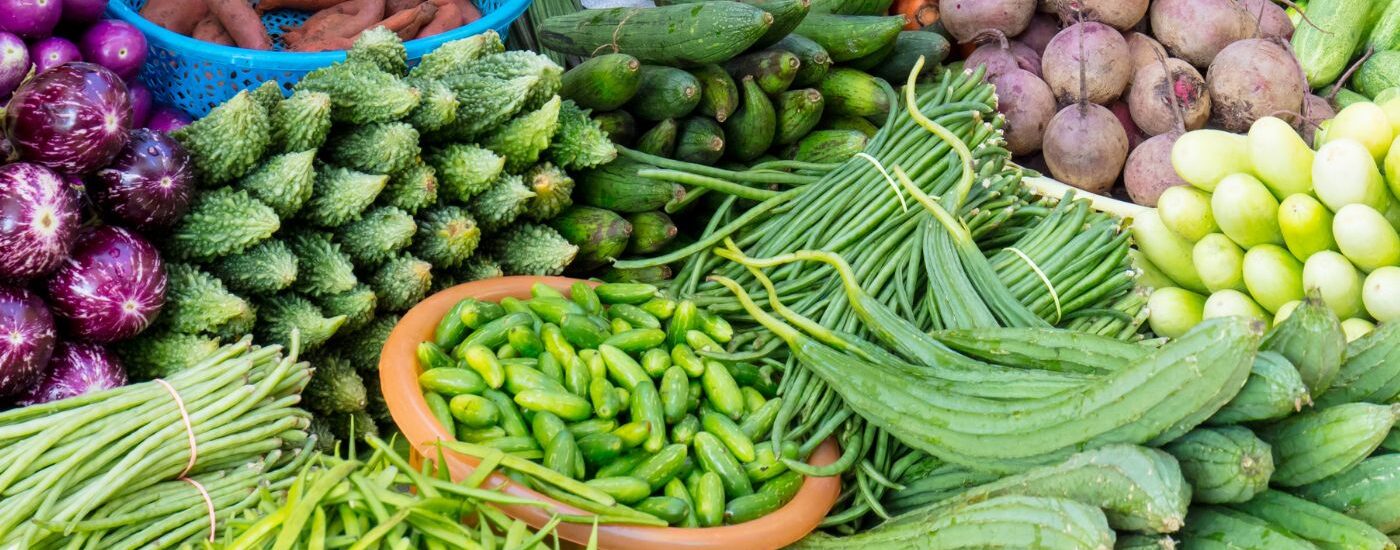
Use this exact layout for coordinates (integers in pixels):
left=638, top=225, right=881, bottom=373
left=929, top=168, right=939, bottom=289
left=388, top=0, right=421, bottom=13
left=141, top=0, right=209, bottom=35
left=192, top=15, right=235, bottom=45
left=256, top=0, right=347, bottom=12
left=375, top=1, right=438, bottom=39
left=206, top=0, right=274, bottom=50
left=283, top=0, right=384, bottom=50
left=457, top=0, right=481, bottom=23
left=416, top=0, right=463, bottom=38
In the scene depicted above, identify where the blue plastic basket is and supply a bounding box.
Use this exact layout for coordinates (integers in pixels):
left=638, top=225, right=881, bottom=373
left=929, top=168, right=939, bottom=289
left=108, top=0, right=532, bottom=117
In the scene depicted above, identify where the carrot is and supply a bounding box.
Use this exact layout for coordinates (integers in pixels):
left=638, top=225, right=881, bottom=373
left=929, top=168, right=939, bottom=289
left=373, top=1, right=439, bottom=39
left=192, top=15, right=235, bottom=45
left=140, top=0, right=210, bottom=34
left=892, top=0, right=938, bottom=30
left=282, top=0, right=384, bottom=50
left=255, top=0, right=347, bottom=12
left=206, top=0, right=274, bottom=50
left=415, top=0, right=463, bottom=38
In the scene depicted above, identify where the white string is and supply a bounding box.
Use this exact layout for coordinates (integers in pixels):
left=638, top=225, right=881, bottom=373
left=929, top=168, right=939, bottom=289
left=1006, top=247, right=1062, bottom=324
left=854, top=153, right=908, bottom=212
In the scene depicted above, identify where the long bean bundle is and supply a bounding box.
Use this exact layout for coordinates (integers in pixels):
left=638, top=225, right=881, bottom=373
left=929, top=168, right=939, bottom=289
left=0, top=337, right=313, bottom=547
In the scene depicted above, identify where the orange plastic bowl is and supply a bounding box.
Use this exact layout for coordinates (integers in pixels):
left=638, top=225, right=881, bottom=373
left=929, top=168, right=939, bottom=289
left=380, top=276, right=842, bottom=549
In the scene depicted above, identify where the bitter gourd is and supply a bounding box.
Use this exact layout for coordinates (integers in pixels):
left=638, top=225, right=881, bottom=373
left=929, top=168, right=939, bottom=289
left=314, top=284, right=377, bottom=334
left=1259, top=402, right=1400, bottom=486
left=300, top=166, right=388, bottom=228
left=409, top=30, right=504, bottom=81
left=171, top=90, right=270, bottom=185
left=337, top=314, right=399, bottom=372
left=210, top=303, right=256, bottom=341
left=405, top=77, right=459, bottom=134
left=432, top=75, right=537, bottom=141
left=548, top=100, right=618, bottom=171
left=1163, top=426, right=1274, bottom=504
left=411, top=206, right=481, bottom=269
left=336, top=206, right=417, bottom=266
left=466, top=51, right=563, bottom=109
left=470, top=174, right=535, bottom=232
left=428, top=144, right=504, bottom=202
left=294, top=61, right=420, bottom=124
left=235, top=149, right=316, bottom=218
left=286, top=231, right=359, bottom=298
left=379, top=162, right=439, bottom=215
left=114, top=330, right=221, bottom=380
left=484, top=96, right=562, bottom=173
left=270, top=90, right=332, bottom=154
left=1209, top=351, right=1310, bottom=425
left=254, top=293, right=346, bottom=351
left=209, top=239, right=298, bottom=296
left=490, top=223, right=578, bottom=276
left=1230, top=490, right=1393, bottom=550
left=324, top=122, right=421, bottom=175
left=1295, top=455, right=1400, bottom=534
left=166, top=188, right=280, bottom=262
left=370, top=254, right=433, bottom=312
left=1178, top=506, right=1317, bottom=550
left=249, top=80, right=283, bottom=114
left=523, top=162, right=575, bottom=221
left=1315, top=321, right=1400, bottom=407
left=159, top=263, right=254, bottom=336
left=457, top=257, right=504, bottom=282
left=1261, top=295, right=1346, bottom=396
left=792, top=495, right=1114, bottom=550
left=346, top=27, right=407, bottom=76
left=303, top=351, right=368, bottom=414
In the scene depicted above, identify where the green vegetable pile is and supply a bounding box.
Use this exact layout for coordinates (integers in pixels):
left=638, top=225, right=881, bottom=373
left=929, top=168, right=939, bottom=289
left=1295, top=0, right=1400, bottom=102
left=122, top=28, right=620, bottom=444
left=417, top=281, right=803, bottom=526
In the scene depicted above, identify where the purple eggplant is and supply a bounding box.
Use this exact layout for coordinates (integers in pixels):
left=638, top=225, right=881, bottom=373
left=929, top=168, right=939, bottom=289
left=79, top=20, right=146, bottom=81
left=0, top=285, right=55, bottom=398
left=143, top=106, right=190, bottom=134
left=46, top=226, right=165, bottom=343
left=0, top=0, right=62, bottom=40
left=6, top=62, right=130, bottom=175
left=0, top=162, right=80, bottom=280
left=61, top=0, right=106, bottom=25
left=12, top=340, right=124, bottom=405
left=92, top=129, right=193, bottom=231
left=128, top=83, right=151, bottom=128
left=29, top=36, right=79, bottom=74
left=0, top=31, right=26, bottom=98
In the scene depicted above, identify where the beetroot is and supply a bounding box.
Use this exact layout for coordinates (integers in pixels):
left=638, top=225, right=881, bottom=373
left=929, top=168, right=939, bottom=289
left=1043, top=102, right=1128, bottom=194
left=46, top=226, right=166, bottom=343
left=91, top=129, right=195, bottom=231
left=966, top=40, right=1041, bottom=79
left=1299, top=94, right=1334, bottom=146
left=941, top=0, right=1037, bottom=44
left=1149, top=0, right=1254, bottom=68
left=992, top=69, right=1056, bottom=156
left=0, top=32, right=26, bottom=99
left=1206, top=38, right=1305, bottom=132
left=1109, top=100, right=1146, bottom=151
left=13, top=341, right=125, bottom=406
left=5, top=62, right=131, bottom=175
left=1042, top=22, right=1131, bottom=105
left=29, top=36, right=81, bottom=74
left=1124, top=133, right=1186, bottom=206
left=1240, top=0, right=1292, bottom=40
left=1041, top=0, right=1147, bottom=30
left=1129, top=57, right=1209, bottom=136
left=1124, top=32, right=1167, bottom=77
left=0, top=285, right=55, bottom=399
left=0, top=162, right=80, bottom=281
left=1016, top=13, right=1059, bottom=55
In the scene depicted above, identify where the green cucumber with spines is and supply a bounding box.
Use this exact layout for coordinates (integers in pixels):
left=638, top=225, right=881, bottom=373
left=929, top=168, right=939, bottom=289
left=723, top=76, right=776, bottom=162
left=1295, top=455, right=1400, bottom=533
left=689, top=64, right=740, bottom=123
left=1315, top=321, right=1400, bottom=407
left=1178, top=506, right=1318, bottom=550
left=819, top=68, right=890, bottom=118
left=1162, top=426, right=1274, bottom=504
left=538, top=3, right=775, bottom=67
left=1208, top=351, right=1310, bottom=425
left=628, top=66, right=702, bottom=121
left=873, top=31, right=953, bottom=84
left=774, top=88, right=825, bottom=146
left=561, top=53, right=643, bottom=111
left=820, top=114, right=877, bottom=137
left=792, top=14, right=903, bottom=62
left=1258, top=402, right=1400, bottom=487
left=1229, top=490, right=1394, bottom=550
left=636, top=119, right=679, bottom=158
left=787, top=128, right=869, bottom=162
left=577, top=158, right=685, bottom=213
left=626, top=211, right=679, bottom=255
left=725, top=50, right=802, bottom=96
left=1261, top=295, right=1346, bottom=396
left=674, top=117, right=726, bottom=165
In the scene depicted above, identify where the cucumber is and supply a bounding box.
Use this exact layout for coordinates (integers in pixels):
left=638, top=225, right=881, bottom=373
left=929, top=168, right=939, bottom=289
left=602, top=265, right=673, bottom=283
left=629, top=66, right=702, bottom=121
left=1162, top=426, right=1274, bottom=504
left=1207, top=351, right=1310, bottom=425
left=1258, top=402, right=1399, bottom=487
left=844, top=34, right=897, bottom=72
left=770, top=34, right=832, bottom=88
left=725, top=50, right=802, bottom=96
left=793, top=14, right=904, bottom=62
left=1179, top=507, right=1318, bottom=550
left=549, top=206, right=632, bottom=271
left=636, top=119, right=679, bottom=158
left=593, top=110, right=637, bottom=146
left=657, top=0, right=811, bottom=50
left=675, top=117, right=727, bottom=165
left=819, top=68, right=890, bottom=118
left=1261, top=295, right=1346, bottom=395
left=626, top=211, right=679, bottom=255
left=560, top=54, right=643, bottom=111
left=1369, top=1, right=1400, bottom=52
left=774, top=88, right=825, bottom=146
left=538, top=3, right=775, bottom=67
left=872, top=31, right=953, bottom=84
left=723, top=76, right=777, bottom=162
left=1229, top=490, right=1394, bottom=550
left=1316, top=321, right=1400, bottom=407
left=1291, top=0, right=1375, bottom=87
left=820, top=114, right=878, bottom=137
left=689, top=64, right=740, bottom=122
left=786, top=129, right=867, bottom=163
left=577, top=159, right=685, bottom=213
left=1354, top=50, right=1400, bottom=99
left=809, top=0, right=892, bottom=15
left=1295, top=455, right=1400, bottom=533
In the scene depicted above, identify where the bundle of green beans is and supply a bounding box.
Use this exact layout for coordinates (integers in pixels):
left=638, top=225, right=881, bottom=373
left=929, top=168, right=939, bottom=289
left=0, top=337, right=313, bottom=547
left=213, top=436, right=579, bottom=550
left=416, top=281, right=805, bottom=527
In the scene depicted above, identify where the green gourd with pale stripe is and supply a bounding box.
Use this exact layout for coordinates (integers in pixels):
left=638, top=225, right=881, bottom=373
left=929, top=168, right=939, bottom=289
left=1315, top=321, right=1400, bottom=407
left=791, top=495, right=1114, bottom=550
left=1258, top=402, right=1400, bottom=487
left=1163, top=426, right=1274, bottom=504
left=1229, top=490, right=1394, bottom=550
left=1208, top=351, right=1310, bottom=425
left=1261, top=295, right=1347, bottom=396
left=1295, top=455, right=1400, bottom=534
left=1178, top=506, right=1318, bottom=550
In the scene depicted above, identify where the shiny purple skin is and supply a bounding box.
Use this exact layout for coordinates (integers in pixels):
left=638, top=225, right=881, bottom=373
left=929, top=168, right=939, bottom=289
left=0, top=0, right=62, bottom=40
left=45, top=226, right=165, bottom=343
left=143, top=106, right=190, bottom=133
left=29, top=36, right=80, bottom=74
left=79, top=20, right=146, bottom=81
left=61, top=0, right=106, bottom=24
left=0, top=285, right=56, bottom=398
left=12, top=341, right=124, bottom=406
left=0, top=32, right=27, bottom=98
left=6, top=62, right=131, bottom=175
left=0, top=162, right=80, bottom=280
left=128, top=83, right=151, bottom=127
left=92, top=129, right=193, bottom=231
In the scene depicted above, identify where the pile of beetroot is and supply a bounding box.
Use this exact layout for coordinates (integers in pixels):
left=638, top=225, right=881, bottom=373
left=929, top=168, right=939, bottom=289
left=0, top=3, right=196, bottom=408
left=947, top=0, right=1316, bottom=206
